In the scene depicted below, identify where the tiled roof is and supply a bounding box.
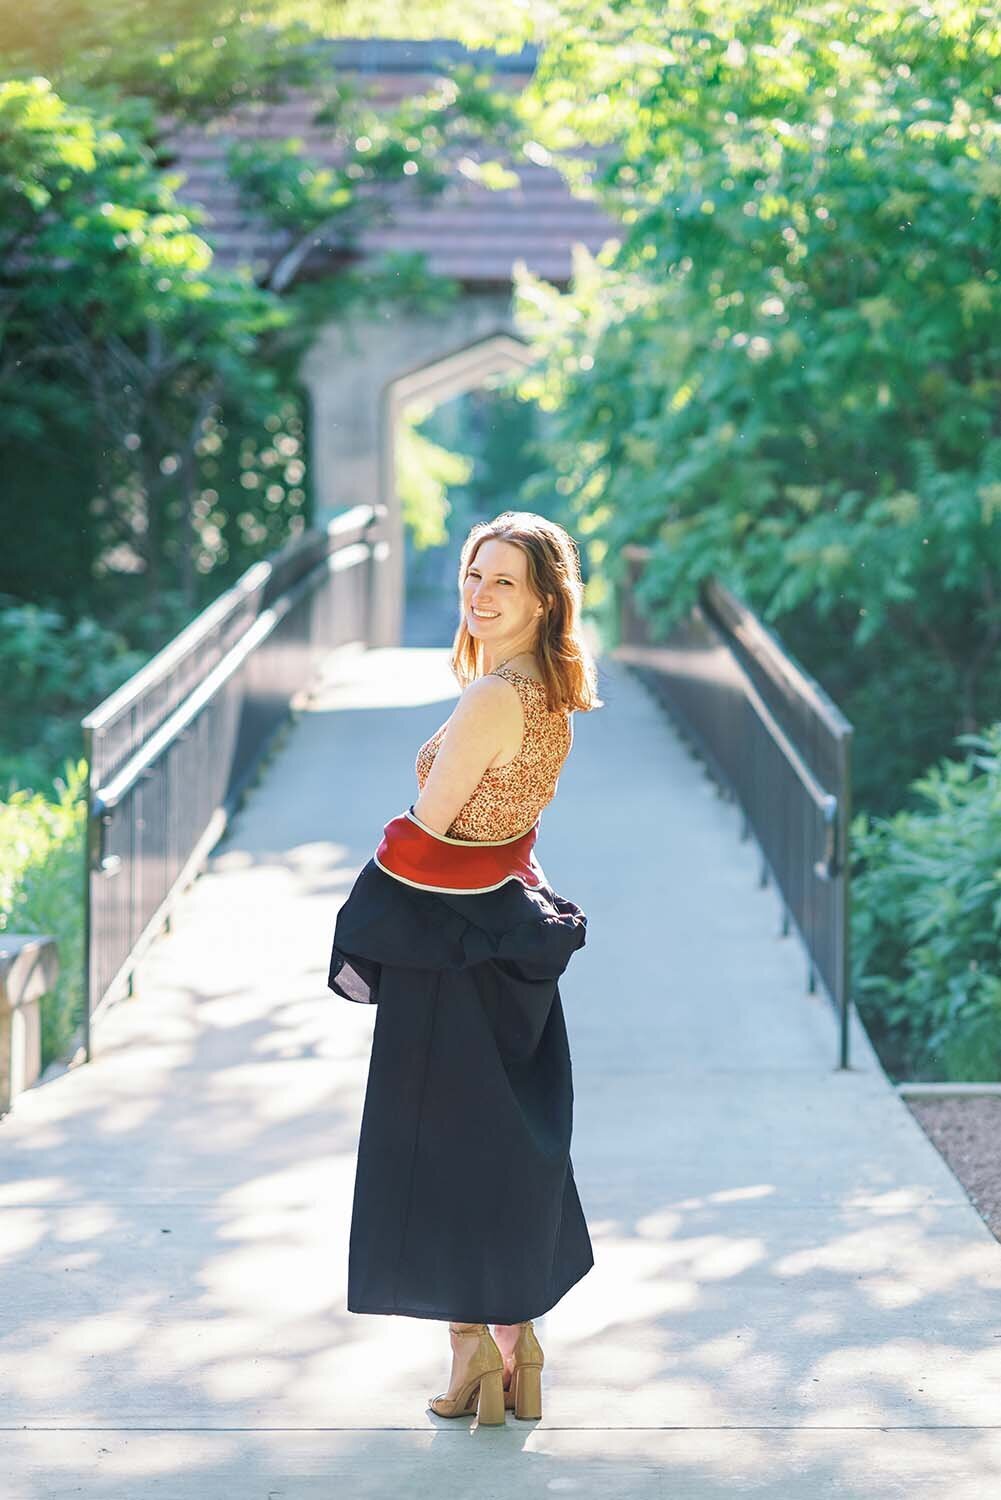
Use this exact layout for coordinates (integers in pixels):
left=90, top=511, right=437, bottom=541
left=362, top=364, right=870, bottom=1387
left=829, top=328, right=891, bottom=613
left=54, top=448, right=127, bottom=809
left=161, top=38, right=618, bottom=287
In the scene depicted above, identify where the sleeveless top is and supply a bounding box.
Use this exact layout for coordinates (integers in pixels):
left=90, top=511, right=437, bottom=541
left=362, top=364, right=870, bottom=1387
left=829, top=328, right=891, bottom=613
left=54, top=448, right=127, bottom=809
left=414, top=665, right=574, bottom=842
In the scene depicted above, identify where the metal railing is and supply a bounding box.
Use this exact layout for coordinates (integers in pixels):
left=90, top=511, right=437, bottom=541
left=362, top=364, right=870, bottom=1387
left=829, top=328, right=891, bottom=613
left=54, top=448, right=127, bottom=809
left=614, top=545, right=854, bottom=1069
left=81, top=503, right=383, bottom=1057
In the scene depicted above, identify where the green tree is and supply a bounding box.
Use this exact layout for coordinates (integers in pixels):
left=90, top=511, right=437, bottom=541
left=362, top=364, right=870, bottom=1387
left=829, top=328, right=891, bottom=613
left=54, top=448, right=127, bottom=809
left=0, top=77, right=289, bottom=628
left=514, top=0, right=1001, bottom=755
left=0, top=10, right=522, bottom=630
left=0, top=0, right=325, bottom=116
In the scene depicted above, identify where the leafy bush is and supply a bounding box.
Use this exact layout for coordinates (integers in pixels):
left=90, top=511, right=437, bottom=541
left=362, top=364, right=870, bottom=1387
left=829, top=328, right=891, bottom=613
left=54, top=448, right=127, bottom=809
left=0, top=599, right=147, bottom=796
left=0, top=760, right=88, bottom=1068
left=770, top=598, right=1001, bottom=819
left=0, top=41, right=514, bottom=626
left=0, top=600, right=147, bottom=717
left=851, top=724, right=1001, bottom=1082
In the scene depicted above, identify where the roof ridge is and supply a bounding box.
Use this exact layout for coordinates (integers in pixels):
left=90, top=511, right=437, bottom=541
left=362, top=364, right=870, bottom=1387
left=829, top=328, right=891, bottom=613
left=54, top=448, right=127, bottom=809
left=314, top=37, right=538, bottom=73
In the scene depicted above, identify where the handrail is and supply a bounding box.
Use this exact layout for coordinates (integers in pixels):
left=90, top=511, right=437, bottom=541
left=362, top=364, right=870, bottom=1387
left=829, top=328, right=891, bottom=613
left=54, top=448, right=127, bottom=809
left=94, top=611, right=274, bottom=819
left=704, top=575, right=851, bottom=739
left=614, top=544, right=854, bottom=1069
left=81, top=504, right=384, bottom=1056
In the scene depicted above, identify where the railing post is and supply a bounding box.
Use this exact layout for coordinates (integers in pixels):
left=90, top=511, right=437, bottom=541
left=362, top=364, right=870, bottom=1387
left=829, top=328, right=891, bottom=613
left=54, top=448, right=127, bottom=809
left=836, top=727, right=854, bottom=1070
left=364, top=504, right=388, bottom=649
left=82, top=719, right=94, bottom=1062
left=0, top=935, right=60, bottom=1114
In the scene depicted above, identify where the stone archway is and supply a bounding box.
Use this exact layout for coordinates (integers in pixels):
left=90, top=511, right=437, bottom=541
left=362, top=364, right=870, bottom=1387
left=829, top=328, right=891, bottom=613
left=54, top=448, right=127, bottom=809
left=301, top=297, right=538, bottom=645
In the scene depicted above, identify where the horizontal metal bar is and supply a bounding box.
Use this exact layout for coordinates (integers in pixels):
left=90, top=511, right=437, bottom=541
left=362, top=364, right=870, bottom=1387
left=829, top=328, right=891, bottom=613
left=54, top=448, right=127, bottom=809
left=92, top=608, right=276, bottom=824
left=82, top=504, right=377, bottom=734
left=614, top=642, right=835, bottom=818
left=703, top=578, right=854, bottom=741
left=92, top=540, right=369, bottom=824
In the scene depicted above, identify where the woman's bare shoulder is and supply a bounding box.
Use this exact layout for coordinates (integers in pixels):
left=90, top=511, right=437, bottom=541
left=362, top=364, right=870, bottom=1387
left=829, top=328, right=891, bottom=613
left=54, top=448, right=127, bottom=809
left=448, top=672, right=522, bottom=727
left=459, top=672, right=523, bottom=703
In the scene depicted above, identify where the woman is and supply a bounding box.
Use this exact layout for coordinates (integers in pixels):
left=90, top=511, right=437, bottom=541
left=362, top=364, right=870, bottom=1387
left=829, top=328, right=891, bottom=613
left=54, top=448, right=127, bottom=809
left=328, top=510, right=603, bottom=1425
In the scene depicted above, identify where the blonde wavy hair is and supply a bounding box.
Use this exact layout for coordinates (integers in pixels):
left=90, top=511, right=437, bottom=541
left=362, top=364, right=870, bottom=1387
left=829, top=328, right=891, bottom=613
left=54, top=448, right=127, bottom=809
left=450, top=511, right=604, bottom=714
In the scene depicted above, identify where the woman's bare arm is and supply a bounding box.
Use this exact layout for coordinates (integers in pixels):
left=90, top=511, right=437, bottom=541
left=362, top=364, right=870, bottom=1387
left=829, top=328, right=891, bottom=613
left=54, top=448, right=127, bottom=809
left=412, top=677, right=522, bottom=837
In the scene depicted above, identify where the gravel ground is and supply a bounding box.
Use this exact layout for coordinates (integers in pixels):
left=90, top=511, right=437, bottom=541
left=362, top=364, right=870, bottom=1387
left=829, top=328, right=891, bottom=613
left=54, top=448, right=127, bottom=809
left=905, top=1096, right=1001, bottom=1243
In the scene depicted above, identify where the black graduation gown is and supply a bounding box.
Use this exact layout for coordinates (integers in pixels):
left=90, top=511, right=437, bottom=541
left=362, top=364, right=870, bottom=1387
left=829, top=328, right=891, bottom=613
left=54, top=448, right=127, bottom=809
left=328, top=805, right=595, bottom=1324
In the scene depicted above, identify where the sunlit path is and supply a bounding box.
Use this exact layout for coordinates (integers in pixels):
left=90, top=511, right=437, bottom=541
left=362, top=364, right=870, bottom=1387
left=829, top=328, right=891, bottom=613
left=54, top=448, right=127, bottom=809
left=2, top=648, right=1000, bottom=1497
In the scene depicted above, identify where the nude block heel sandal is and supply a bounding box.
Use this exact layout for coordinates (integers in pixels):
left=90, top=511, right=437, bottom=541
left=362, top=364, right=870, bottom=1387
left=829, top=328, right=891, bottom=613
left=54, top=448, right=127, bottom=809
left=428, top=1323, right=507, bottom=1426
left=473, top=1366, right=507, bottom=1425
left=503, top=1320, right=544, bottom=1420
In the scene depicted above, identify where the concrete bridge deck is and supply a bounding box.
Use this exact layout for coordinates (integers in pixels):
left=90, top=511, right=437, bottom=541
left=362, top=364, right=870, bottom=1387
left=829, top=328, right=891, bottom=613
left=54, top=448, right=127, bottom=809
left=2, top=646, right=999, bottom=1497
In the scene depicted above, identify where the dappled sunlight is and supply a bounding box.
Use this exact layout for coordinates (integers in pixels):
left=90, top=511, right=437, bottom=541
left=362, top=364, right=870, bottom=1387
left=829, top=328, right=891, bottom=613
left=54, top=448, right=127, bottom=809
left=835, top=1430, right=1001, bottom=1500
left=0, top=1176, right=64, bottom=1207
left=3, top=650, right=1000, bottom=1496
left=792, top=1307, right=845, bottom=1336
left=199, top=1063, right=353, bottom=1125
left=285, top=840, right=356, bottom=875
left=59, top=1313, right=148, bottom=1360
left=58, top=1246, right=100, bottom=1272
left=7, top=1124, right=75, bottom=1151
left=51, top=1202, right=118, bottom=1243
left=91, top=1095, right=169, bottom=1136
left=776, top=1224, right=1001, bottom=1295
left=148, top=1309, right=312, bottom=1370
left=635, top=1205, right=685, bottom=1238
left=670, top=1233, right=768, bottom=1281
left=691, top=1341, right=789, bottom=1409
left=83, top=998, right=203, bottom=1069
left=194, top=991, right=278, bottom=1030
left=7, top=1294, right=158, bottom=1404
left=0, top=1207, right=47, bottom=1261
left=212, top=839, right=355, bottom=877
left=195, top=1233, right=342, bottom=1322
left=301, top=1316, right=438, bottom=1401
left=541, top=1156, right=1001, bottom=1432
left=844, top=1187, right=944, bottom=1214
left=805, top=1340, right=1001, bottom=1427
left=710, top=1183, right=777, bottom=1204
left=218, top=1158, right=355, bottom=1215
left=550, top=1229, right=701, bottom=1338
left=654, top=1183, right=778, bottom=1217
left=201, top=1355, right=290, bottom=1403
left=91, top=1026, right=202, bottom=1074
left=305, top=646, right=462, bottom=712
left=0, top=789, right=374, bottom=1429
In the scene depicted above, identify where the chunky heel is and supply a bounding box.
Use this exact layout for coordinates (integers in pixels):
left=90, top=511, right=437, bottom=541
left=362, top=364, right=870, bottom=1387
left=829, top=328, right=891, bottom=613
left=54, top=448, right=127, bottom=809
left=512, top=1362, right=542, bottom=1420
left=428, top=1324, right=507, bottom=1422
left=475, top=1367, right=506, bottom=1425
left=502, top=1320, right=545, bottom=1416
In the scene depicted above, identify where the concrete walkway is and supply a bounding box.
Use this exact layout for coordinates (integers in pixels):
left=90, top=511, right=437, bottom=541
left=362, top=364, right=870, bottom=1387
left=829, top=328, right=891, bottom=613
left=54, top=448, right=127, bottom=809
left=2, top=647, right=1000, bottom=1498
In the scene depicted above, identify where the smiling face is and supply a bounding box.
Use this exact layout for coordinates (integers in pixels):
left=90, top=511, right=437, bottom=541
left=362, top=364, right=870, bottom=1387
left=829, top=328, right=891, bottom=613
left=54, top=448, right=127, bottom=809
left=462, top=537, right=545, bottom=656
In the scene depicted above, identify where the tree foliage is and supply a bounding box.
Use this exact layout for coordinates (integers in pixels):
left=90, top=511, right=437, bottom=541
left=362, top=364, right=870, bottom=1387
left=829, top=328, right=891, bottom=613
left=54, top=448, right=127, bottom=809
left=515, top=0, right=1001, bottom=742
left=509, top=2, right=1001, bottom=1073
left=0, top=76, right=291, bottom=623
left=0, top=0, right=326, bottom=117
left=396, top=400, right=475, bottom=551
left=0, top=758, right=87, bottom=1068
left=0, top=7, right=520, bottom=633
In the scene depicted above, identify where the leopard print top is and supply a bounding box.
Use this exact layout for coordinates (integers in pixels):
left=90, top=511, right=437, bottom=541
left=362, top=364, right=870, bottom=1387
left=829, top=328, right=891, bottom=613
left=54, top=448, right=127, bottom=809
left=414, top=665, right=574, bottom=842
